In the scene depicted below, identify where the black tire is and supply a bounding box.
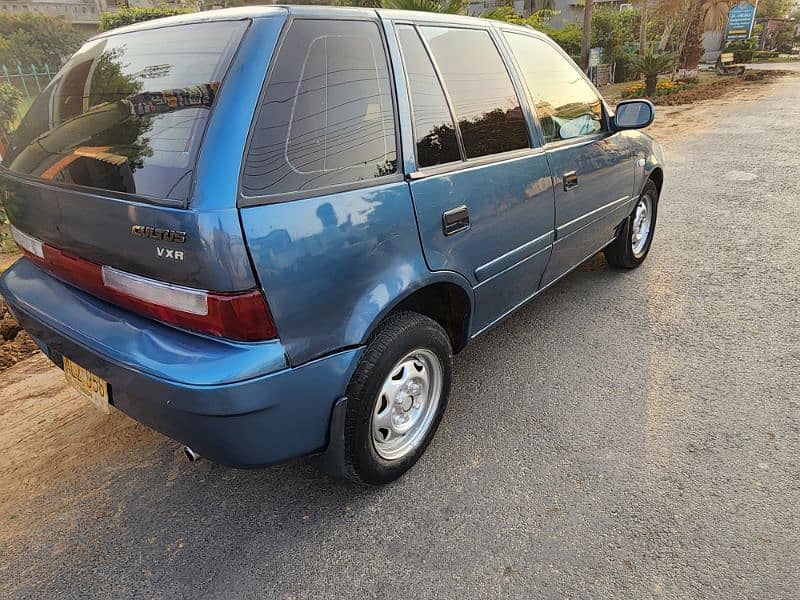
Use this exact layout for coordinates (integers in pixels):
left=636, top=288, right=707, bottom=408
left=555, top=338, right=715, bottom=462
left=343, top=310, right=452, bottom=485
left=604, top=179, right=659, bottom=269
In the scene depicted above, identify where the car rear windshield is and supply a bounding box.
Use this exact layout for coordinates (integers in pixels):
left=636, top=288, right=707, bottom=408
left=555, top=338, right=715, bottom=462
left=1, top=20, right=247, bottom=204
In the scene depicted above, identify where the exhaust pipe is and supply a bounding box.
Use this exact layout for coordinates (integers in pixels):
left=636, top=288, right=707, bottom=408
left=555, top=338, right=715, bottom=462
left=183, top=446, right=201, bottom=462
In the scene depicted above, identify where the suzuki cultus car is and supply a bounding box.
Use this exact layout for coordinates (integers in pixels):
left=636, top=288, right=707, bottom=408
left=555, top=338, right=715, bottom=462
left=0, top=6, right=664, bottom=484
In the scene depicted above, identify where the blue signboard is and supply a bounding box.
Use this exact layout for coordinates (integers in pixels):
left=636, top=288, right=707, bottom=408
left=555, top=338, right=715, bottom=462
left=726, top=1, right=757, bottom=41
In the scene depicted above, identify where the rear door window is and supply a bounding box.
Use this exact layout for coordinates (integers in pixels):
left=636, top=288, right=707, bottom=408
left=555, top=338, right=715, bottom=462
left=3, top=21, right=247, bottom=203
left=396, top=24, right=461, bottom=168
left=242, top=19, right=397, bottom=198
left=420, top=26, right=529, bottom=159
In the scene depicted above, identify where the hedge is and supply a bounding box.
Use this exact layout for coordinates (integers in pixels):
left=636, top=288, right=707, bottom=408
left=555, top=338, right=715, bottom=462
left=99, top=7, right=192, bottom=32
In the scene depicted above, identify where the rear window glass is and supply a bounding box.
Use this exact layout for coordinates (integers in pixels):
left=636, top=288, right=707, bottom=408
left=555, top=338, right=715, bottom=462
left=2, top=21, right=247, bottom=203
left=242, top=19, right=397, bottom=197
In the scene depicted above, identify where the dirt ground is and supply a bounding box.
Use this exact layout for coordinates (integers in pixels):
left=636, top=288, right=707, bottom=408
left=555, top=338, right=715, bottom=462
left=0, top=71, right=794, bottom=544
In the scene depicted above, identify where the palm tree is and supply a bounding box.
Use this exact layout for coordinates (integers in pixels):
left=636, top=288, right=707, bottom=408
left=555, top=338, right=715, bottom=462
left=700, top=0, right=732, bottom=31
left=630, top=52, right=676, bottom=95
left=381, top=0, right=466, bottom=12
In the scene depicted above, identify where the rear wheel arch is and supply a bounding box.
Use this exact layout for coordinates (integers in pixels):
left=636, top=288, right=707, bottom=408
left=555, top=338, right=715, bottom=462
left=367, top=280, right=473, bottom=355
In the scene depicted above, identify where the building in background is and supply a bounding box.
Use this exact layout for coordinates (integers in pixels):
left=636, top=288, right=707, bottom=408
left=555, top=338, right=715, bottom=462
left=0, top=0, right=101, bottom=35
left=0, top=0, right=182, bottom=36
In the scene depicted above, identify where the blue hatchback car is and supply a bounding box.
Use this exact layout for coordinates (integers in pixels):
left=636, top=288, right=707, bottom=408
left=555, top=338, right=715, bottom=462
left=0, top=6, right=664, bottom=484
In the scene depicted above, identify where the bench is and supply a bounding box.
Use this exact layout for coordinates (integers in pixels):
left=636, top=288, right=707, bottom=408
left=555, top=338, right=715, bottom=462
left=715, top=52, right=746, bottom=76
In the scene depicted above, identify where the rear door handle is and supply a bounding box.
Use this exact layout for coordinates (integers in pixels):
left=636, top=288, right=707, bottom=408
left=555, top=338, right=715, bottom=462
left=442, top=205, right=470, bottom=236
left=563, top=171, right=578, bottom=191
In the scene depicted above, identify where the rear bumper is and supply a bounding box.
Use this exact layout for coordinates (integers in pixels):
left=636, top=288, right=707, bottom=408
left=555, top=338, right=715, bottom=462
left=0, top=259, right=362, bottom=467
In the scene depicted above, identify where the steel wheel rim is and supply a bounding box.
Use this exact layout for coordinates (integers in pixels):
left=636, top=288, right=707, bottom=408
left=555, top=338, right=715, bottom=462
left=371, top=348, right=443, bottom=461
left=631, top=194, right=653, bottom=258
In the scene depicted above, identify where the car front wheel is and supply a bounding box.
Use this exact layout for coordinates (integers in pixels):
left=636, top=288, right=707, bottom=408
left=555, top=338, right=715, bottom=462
left=604, top=179, right=659, bottom=269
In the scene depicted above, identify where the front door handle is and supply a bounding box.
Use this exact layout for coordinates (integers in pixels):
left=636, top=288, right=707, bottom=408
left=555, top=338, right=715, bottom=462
left=563, top=171, right=578, bottom=191
left=442, top=205, right=470, bottom=236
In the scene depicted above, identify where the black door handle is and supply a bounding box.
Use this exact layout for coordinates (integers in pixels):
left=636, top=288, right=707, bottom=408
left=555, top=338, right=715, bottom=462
left=563, top=171, right=578, bottom=191
left=442, top=205, right=470, bottom=236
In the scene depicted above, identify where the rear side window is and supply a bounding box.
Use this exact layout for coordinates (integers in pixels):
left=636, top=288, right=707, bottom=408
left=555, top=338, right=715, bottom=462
left=242, top=20, right=397, bottom=197
left=420, top=26, right=528, bottom=159
left=3, top=21, right=247, bottom=203
left=396, top=25, right=460, bottom=168
left=504, top=33, right=605, bottom=143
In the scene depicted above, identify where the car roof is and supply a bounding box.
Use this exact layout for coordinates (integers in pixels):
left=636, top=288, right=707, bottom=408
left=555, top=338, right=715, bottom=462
left=90, top=5, right=542, bottom=40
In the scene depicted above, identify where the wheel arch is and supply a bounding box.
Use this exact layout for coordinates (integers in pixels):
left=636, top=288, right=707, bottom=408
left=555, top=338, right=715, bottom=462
left=362, top=275, right=474, bottom=355
left=648, top=166, right=664, bottom=196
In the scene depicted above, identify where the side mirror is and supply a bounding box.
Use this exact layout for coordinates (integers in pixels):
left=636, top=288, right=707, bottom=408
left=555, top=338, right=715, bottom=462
left=613, top=100, right=655, bottom=130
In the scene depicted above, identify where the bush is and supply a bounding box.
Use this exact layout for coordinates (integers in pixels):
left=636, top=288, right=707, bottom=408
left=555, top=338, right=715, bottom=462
left=752, top=50, right=779, bottom=60
left=543, top=24, right=582, bottom=57
left=99, top=7, right=192, bottom=32
left=481, top=8, right=581, bottom=57
left=725, top=40, right=756, bottom=63
left=614, top=52, right=639, bottom=83
left=0, top=82, right=22, bottom=133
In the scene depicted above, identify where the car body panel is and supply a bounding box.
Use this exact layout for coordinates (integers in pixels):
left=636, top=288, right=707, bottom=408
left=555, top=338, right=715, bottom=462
left=240, top=180, right=474, bottom=366
left=541, top=133, right=635, bottom=286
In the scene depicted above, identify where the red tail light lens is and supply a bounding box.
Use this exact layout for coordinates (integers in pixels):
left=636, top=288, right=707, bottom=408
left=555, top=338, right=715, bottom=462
left=11, top=226, right=277, bottom=342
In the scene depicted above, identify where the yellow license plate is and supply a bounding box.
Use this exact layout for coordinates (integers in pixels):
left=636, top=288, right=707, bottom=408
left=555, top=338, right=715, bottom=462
left=63, top=356, right=110, bottom=414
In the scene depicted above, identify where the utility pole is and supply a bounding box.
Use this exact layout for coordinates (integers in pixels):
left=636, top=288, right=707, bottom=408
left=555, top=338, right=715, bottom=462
left=580, top=0, right=594, bottom=71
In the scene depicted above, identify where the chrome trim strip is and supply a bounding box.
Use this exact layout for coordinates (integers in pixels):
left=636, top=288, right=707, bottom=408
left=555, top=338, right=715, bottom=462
left=474, top=230, right=553, bottom=284
left=471, top=237, right=615, bottom=338
left=557, top=195, right=630, bottom=239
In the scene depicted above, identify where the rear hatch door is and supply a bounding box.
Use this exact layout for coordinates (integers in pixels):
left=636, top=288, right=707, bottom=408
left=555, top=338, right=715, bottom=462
left=1, top=18, right=256, bottom=292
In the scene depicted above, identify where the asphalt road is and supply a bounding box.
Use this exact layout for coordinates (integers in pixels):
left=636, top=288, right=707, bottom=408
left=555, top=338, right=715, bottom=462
left=2, top=74, right=799, bottom=599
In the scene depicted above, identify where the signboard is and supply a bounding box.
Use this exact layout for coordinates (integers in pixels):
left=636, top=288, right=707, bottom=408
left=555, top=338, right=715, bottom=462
left=588, top=47, right=602, bottom=68
left=726, top=1, right=757, bottom=41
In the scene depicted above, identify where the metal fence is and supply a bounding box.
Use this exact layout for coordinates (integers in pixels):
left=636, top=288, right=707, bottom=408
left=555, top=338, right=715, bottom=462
left=0, top=64, right=54, bottom=153
left=1, top=63, right=54, bottom=101
left=1, top=63, right=56, bottom=157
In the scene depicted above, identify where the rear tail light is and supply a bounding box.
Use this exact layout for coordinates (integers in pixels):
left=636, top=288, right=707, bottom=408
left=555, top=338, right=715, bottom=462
left=11, top=225, right=44, bottom=259
left=10, top=225, right=277, bottom=342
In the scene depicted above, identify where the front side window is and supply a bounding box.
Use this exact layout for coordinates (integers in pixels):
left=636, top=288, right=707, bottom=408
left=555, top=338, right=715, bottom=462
left=504, top=33, right=605, bottom=143
left=3, top=21, right=247, bottom=202
left=420, top=26, right=529, bottom=159
left=396, top=24, right=460, bottom=168
left=242, top=20, right=397, bottom=197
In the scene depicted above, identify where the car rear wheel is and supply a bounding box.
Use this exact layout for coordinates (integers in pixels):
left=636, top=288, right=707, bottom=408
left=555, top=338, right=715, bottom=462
left=342, top=311, right=452, bottom=485
left=604, top=179, right=659, bottom=269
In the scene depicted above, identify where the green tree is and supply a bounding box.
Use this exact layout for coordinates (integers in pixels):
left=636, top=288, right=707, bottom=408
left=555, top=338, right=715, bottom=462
left=99, top=7, right=192, bottom=32
left=0, top=12, right=83, bottom=67
left=756, top=0, right=789, bottom=18
left=591, top=8, right=641, bottom=63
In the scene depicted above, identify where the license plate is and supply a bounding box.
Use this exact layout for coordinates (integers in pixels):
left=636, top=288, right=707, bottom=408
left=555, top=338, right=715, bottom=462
left=63, top=356, right=110, bottom=414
